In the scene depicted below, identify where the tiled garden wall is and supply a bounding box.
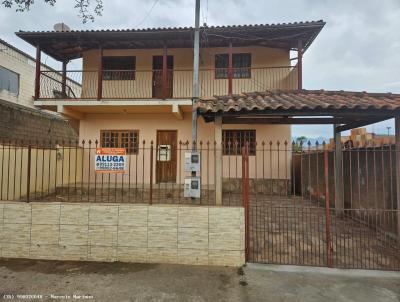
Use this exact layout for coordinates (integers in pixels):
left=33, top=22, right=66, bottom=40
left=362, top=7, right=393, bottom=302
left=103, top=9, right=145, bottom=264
left=0, top=202, right=245, bottom=266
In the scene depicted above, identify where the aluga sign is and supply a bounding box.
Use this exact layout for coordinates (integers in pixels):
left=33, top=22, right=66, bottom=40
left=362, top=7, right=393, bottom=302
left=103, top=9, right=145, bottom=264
left=95, top=148, right=127, bottom=173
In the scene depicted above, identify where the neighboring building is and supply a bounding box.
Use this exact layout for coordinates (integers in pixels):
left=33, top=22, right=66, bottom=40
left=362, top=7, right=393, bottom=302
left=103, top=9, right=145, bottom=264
left=0, top=38, right=81, bottom=107
left=329, top=128, right=395, bottom=149
left=16, top=21, right=324, bottom=183
left=0, top=38, right=80, bottom=141
left=0, top=38, right=38, bottom=107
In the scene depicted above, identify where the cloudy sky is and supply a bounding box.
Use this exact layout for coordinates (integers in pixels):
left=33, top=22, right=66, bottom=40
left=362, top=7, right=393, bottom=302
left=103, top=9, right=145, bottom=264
left=1, top=0, right=399, bottom=138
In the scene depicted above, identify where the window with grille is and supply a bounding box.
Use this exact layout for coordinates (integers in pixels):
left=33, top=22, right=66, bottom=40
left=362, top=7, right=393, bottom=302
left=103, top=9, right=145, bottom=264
left=102, top=56, right=136, bottom=80
left=222, top=130, right=256, bottom=155
left=100, top=130, right=139, bottom=154
left=215, top=53, right=251, bottom=79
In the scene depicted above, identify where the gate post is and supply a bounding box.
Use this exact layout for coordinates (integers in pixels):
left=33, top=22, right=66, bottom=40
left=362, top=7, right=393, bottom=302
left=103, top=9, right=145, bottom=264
left=26, top=143, right=32, bottom=202
left=395, top=117, right=400, bottom=240
left=323, top=145, right=333, bottom=267
left=149, top=141, right=154, bottom=205
left=242, top=143, right=250, bottom=261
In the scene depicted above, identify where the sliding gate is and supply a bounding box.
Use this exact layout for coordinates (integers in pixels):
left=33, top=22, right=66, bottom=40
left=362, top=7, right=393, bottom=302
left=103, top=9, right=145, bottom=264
left=242, top=143, right=400, bottom=271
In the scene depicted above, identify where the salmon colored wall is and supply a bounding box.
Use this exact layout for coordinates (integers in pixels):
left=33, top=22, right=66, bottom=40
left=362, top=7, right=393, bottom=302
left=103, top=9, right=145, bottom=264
left=80, top=47, right=294, bottom=98
left=78, top=114, right=291, bottom=185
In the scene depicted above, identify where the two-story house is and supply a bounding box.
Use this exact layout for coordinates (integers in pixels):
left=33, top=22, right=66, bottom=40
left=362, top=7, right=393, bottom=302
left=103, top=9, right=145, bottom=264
left=16, top=21, right=324, bottom=184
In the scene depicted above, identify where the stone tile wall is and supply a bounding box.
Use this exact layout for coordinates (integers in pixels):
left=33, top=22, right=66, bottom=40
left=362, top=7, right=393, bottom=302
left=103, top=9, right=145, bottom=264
left=0, top=202, right=245, bottom=266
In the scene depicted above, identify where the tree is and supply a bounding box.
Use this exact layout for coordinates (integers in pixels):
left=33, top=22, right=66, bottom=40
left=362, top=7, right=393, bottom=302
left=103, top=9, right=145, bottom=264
left=2, top=0, right=103, bottom=23
left=293, top=136, right=307, bottom=152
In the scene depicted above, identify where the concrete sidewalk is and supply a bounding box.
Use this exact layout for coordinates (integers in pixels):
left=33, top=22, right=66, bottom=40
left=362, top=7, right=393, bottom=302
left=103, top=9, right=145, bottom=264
left=0, top=259, right=399, bottom=302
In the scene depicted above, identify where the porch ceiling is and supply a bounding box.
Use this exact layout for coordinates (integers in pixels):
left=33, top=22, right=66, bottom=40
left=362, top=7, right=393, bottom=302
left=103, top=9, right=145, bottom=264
left=197, top=90, right=400, bottom=132
left=16, top=21, right=325, bottom=61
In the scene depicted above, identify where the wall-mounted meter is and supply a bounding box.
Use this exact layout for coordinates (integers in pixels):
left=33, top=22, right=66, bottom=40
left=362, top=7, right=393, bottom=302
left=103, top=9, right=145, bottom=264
left=184, top=177, right=201, bottom=198
left=184, top=151, right=200, bottom=172
left=157, top=145, right=171, bottom=161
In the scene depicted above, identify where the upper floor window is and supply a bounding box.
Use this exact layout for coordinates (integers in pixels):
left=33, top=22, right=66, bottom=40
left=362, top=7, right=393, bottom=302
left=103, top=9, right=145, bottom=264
left=0, top=66, right=19, bottom=95
left=215, top=53, right=251, bottom=79
left=102, top=56, right=136, bottom=80
left=100, top=130, right=139, bottom=154
left=222, top=129, right=256, bottom=156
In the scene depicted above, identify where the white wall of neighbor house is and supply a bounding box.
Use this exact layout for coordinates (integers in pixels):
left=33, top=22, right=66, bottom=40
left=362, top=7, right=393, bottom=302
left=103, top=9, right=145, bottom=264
left=78, top=113, right=291, bottom=184
left=0, top=41, right=37, bottom=107
left=0, top=40, right=81, bottom=106
left=0, top=202, right=245, bottom=267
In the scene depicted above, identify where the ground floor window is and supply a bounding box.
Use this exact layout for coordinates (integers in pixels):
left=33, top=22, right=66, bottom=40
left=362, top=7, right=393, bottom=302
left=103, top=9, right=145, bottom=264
left=100, top=130, right=139, bottom=154
left=222, top=129, right=256, bottom=155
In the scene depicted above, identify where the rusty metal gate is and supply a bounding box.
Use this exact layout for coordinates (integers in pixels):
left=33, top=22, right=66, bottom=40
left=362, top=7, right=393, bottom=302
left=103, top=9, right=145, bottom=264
left=242, top=144, right=400, bottom=271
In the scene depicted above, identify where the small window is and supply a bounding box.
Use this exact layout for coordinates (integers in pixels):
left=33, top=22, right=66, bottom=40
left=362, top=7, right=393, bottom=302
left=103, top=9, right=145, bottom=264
left=0, top=66, right=19, bottom=95
left=215, top=53, right=251, bottom=79
left=222, top=130, right=256, bottom=155
left=100, top=130, right=139, bottom=154
left=102, top=56, right=136, bottom=80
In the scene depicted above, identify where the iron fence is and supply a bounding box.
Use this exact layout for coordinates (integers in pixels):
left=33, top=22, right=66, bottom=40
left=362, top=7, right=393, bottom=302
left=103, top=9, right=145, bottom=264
left=38, top=66, right=298, bottom=99
left=0, top=138, right=399, bottom=270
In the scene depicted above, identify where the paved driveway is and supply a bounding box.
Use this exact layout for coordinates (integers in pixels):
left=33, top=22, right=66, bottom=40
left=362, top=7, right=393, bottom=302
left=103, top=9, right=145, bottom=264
left=0, top=259, right=399, bottom=302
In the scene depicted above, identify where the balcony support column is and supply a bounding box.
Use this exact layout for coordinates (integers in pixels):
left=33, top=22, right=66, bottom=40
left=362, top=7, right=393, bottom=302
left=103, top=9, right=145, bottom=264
left=228, top=41, right=233, bottom=95
left=334, top=124, right=344, bottom=216
left=34, top=45, right=41, bottom=100
left=297, top=40, right=303, bottom=90
left=162, top=45, right=168, bottom=99
left=97, top=47, right=103, bottom=100
left=61, top=61, right=68, bottom=96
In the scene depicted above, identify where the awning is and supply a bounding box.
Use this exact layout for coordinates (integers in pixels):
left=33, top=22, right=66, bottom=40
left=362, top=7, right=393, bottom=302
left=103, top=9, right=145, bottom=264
left=16, top=21, right=325, bottom=61
left=197, top=90, right=400, bottom=131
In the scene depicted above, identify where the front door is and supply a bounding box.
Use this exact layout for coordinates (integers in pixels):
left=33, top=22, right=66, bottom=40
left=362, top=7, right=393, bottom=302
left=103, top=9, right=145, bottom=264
left=156, top=130, right=177, bottom=183
left=152, top=56, right=174, bottom=98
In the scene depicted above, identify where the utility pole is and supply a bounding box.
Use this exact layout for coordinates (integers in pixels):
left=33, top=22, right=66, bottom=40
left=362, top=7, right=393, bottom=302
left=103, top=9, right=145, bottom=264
left=192, top=0, right=200, bottom=151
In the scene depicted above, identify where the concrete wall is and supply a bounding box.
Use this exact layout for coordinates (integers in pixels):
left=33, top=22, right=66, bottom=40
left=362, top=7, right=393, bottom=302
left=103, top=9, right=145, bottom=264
left=81, top=46, right=294, bottom=98
left=0, top=99, right=78, bottom=143
left=0, top=202, right=245, bottom=266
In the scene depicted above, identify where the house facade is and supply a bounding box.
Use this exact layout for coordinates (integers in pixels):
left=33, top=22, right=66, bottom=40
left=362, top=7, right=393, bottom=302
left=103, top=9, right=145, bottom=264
left=16, top=22, right=324, bottom=185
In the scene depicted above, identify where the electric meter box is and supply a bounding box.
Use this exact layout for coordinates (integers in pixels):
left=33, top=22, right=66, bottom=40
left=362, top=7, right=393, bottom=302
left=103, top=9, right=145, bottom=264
left=184, top=177, right=201, bottom=198
left=184, top=151, right=201, bottom=172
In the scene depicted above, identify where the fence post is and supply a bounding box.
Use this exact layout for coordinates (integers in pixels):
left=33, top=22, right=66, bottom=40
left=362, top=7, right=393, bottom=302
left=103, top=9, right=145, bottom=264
left=242, top=143, right=250, bottom=261
left=323, top=145, right=333, bottom=267
left=395, top=117, right=400, bottom=240
left=26, top=143, right=32, bottom=202
left=149, top=141, right=154, bottom=205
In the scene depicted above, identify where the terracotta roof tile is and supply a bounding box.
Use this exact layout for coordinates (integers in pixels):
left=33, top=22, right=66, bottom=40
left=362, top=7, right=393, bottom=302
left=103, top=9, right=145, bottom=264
left=197, top=90, right=400, bottom=114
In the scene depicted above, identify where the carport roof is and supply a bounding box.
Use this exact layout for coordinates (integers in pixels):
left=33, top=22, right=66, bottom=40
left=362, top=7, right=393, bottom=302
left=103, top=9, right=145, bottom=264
left=197, top=90, right=400, bottom=132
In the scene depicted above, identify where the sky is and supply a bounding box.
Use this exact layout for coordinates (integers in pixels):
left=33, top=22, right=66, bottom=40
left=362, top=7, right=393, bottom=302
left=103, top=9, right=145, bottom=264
left=1, top=0, right=399, bottom=139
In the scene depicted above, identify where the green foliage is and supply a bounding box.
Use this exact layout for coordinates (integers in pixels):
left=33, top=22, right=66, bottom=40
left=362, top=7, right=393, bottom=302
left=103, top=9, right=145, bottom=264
left=2, top=0, right=103, bottom=23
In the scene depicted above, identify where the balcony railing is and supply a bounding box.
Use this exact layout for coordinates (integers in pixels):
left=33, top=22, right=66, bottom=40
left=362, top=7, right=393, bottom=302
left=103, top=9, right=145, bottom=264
left=38, top=66, right=298, bottom=100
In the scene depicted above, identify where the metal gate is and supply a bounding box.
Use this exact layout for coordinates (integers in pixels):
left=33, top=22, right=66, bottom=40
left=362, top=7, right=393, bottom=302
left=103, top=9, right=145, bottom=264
left=242, top=145, right=400, bottom=271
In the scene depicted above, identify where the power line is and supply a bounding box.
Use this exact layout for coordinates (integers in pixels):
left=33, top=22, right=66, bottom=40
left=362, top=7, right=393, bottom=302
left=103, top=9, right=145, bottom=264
left=135, top=0, right=160, bottom=28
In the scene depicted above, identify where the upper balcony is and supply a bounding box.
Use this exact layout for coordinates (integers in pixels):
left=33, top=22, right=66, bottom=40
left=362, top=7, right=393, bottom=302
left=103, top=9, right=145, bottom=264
left=38, top=66, right=298, bottom=100
left=16, top=21, right=324, bottom=114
